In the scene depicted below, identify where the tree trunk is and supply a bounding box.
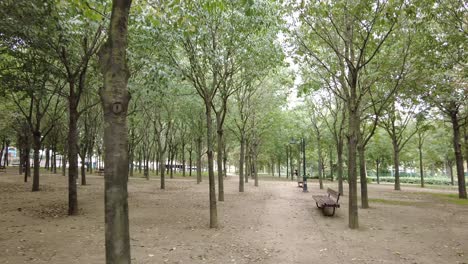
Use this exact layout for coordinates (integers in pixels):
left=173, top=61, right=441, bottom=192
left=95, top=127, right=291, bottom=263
left=138, top=151, right=142, bottom=174
left=239, top=134, right=245, bottom=192
left=317, top=138, right=323, bottom=190
left=129, top=150, right=134, bottom=177
left=53, top=148, right=57, bottom=174
left=145, top=156, right=149, bottom=180
left=32, top=133, right=41, bottom=192
left=392, top=140, right=401, bottom=191
left=448, top=162, right=454, bottom=185
left=170, top=151, right=174, bottom=179
left=358, top=146, right=369, bottom=208
left=216, top=115, right=224, bottom=201
left=62, top=154, right=67, bottom=176
left=286, top=145, right=289, bottom=179
left=419, top=144, right=424, bottom=188
left=4, top=140, right=9, bottom=166
left=68, top=95, right=79, bottom=216
left=25, top=146, right=31, bottom=181
left=329, top=147, right=334, bottom=181
left=45, top=148, right=50, bottom=170
left=245, top=142, right=250, bottom=183
left=196, top=137, right=202, bottom=184
left=278, top=157, right=281, bottom=178
left=253, top=144, right=258, bottom=187
left=19, top=148, right=23, bottom=176
left=223, top=141, right=227, bottom=178
left=204, top=101, right=218, bottom=228
left=290, top=148, right=294, bottom=182
left=189, top=146, right=193, bottom=177
left=182, top=143, right=186, bottom=177
left=376, top=159, right=380, bottom=184
left=159, top=152, right=166, bottom=189
left=98, top=0, right=133, bottom=262
left=450, top=113, right=467, bottom=198
left=0, top=139, right=4, bottom=166
left=347, top=83, right=359, bottom=229
left=81, top=154, right=87, bottom=185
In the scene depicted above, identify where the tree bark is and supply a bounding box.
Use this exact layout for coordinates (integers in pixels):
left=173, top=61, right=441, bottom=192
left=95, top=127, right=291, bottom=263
left=45, top=148, right=50, bottom=170
left=68, top=93, right=79, bottom=215
left=182, top=142, right=186, bottom=177
left=317, top=137, right=323, bottom=190
left=204, top=101, right=218, bottom=228
left=239, top=134, right=245, bottom=192
left=223, top=141, right=227, bottom=178
left=129, top=150, right=134, bottom=177
left=358, top=145, right=369, bottom=208
left=392, top=139, right=401, bottom=191
left=62, top=154, right=67, bottom=176
left=32, top=133, right=41, bottom=192
left=25, top=147, right=31, bottom=181
left=376, top=159, right=381, bottom=184
left=329, top=147, right=334, bottom=181
left=347, top=73, right=359, bottom=229
left=98, top=0, right=133, bottom=262
left=450, top=113, right=467, bottom=198
left=216, top=113, right=224, bottom=201
left=159, top=152, right=166, bottom=189
left=286, top=145, right=289, bottom=179
left=253, top=143, right=258, bottom=187
left=189, top=144, right=193, bottom=177
left=245, top=140, right=250, bottom=183
left=81, top=156, right=87, bottom=185
left=53, top=148, right=57, bottom=174
left=0, top=139, right=4, bottom=167
left=196, top=136, right=202, bottom=184
left=418, top=142, right=424, bottom=188
left=4, top=140, right=9, bottom=166
left=448, top=161, right=454, bottom=185
left=19, top=148, right=23, bottom=176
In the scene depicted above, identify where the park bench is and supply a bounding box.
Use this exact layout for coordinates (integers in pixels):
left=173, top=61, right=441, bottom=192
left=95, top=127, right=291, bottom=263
left=97, top=168, right=105, bottom=176
left=312, top=188, right=340, bottom=216
left=0, top=165, right=6, bottom=173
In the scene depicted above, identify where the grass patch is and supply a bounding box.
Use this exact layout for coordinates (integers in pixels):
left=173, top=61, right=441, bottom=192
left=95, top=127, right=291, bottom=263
left=426, top=193, right=468, bottom=205
left=369, top=198, right=415, bottom=206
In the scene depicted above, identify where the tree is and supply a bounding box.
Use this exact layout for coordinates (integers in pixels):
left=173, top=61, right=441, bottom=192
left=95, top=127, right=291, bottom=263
left=44, top=0, right=108, bottom=215
left=415, top=0, right=467, bottom=198
left=415, top=112, right=434, bottom=188
left=380, top=97, right=419, bottom=190
left=292, top=0, right=407, bottom=228
left=307, top=100, right=325, bottom=190
left=0, top=0, right=64, bottom=191
left=155, top=0, right=284, bottom=227
left=97, top=0, right=132, bottom=262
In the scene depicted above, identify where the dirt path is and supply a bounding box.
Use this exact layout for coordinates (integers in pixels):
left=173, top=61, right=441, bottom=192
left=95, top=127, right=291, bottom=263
left=0, top=170, right=467, bottom=264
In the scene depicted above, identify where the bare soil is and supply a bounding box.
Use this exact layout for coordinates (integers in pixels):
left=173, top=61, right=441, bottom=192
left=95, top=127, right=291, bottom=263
left=0, top=169, right=467, bottom=264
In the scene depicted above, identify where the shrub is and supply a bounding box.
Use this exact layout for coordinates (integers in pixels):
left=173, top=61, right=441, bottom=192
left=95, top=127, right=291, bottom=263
left=367, top=176, right=455, bottom=186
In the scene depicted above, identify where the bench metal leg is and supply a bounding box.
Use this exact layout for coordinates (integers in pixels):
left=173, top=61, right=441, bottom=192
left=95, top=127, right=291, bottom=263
left=321, top=207, right=336, bottom=216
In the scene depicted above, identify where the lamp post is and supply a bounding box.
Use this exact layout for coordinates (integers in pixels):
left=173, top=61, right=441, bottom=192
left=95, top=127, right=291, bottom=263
left=286, top=144, right=289, bottom=179
left=290, top=138, right=308, bottom=192
left=301, top=138, right=308, bottom=192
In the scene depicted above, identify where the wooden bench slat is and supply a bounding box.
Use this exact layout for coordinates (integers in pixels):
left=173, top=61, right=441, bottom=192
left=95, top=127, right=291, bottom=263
left=327, top=188, right=339, bottom=198
left=312, top=188, right=341, bottom=216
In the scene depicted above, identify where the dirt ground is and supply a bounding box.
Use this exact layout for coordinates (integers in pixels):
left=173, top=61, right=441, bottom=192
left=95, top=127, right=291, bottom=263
left=0, top=168, right=467, bottom=264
